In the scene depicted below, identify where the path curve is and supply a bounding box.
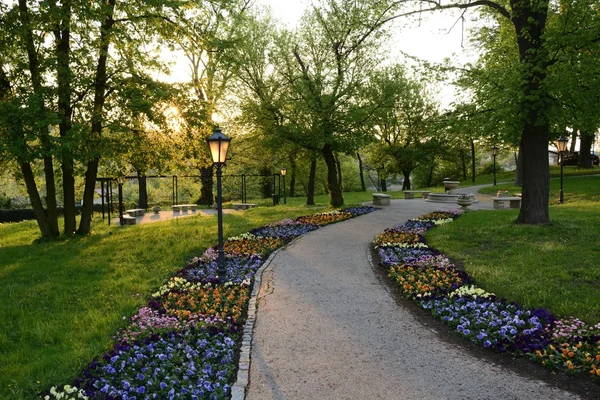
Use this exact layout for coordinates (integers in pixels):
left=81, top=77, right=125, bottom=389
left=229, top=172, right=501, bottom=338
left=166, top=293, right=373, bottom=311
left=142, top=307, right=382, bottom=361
left=246, top=200, right=578, bottom=400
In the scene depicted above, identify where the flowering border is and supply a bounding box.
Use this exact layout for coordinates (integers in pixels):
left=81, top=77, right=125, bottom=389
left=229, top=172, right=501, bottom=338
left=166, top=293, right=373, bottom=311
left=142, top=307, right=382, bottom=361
left=41, top=206, right=378, bottom=400
left=373, top=210, right=600, bottom=381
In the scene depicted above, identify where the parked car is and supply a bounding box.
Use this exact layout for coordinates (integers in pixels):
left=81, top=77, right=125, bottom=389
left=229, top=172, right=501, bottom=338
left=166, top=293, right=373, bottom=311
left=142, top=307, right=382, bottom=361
left=561, top=151, right=599, bottom=166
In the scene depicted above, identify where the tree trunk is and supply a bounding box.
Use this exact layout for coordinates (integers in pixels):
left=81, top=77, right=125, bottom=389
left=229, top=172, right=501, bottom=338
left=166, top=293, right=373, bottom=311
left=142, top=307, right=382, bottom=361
left=516, top=122, right=550, bottom=224
left=335, top=153, right=343, bottom=190
left=55, top=0, right=77, bottom=235
left=78, top=159, right=99, bottom=234
left=515, top=139, right=523, bottom=186
left=20, top=163, right=52, bottom=237
left=260, top=167, right=272, bottom=199
left=199, top=167, right=213, bottom=205
left=288, top=157, right=296, bottom=198
left=512, top=0, right=551, bottom=224
left=322, top=144, right=343, bottom=207
left=578, top=132, right=594, bottom=168
left=402, top=170, right=411, bottom=190
left=380, top=171, right=387, bottom=192
left=471, top=140, right=476, bottom=183
left=307, top=155, right=317, bottom=206
left=460, top=151, right=468, bottom=181
left=77, top=0, right=115, bottom=235
left=570, top=129, right=577, bottom=153
left=357, top=152, right=366, bottom=191
left=138, top=172, right=148, bottom=208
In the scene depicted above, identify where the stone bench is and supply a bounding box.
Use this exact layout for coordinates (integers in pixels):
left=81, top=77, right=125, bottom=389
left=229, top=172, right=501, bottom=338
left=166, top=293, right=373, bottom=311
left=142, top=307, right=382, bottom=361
left=492, top=196, right=521, bottom=209
left=173, top=204, right=197, bottom=212
left=372, top=193, right=391, bottom=206
left=125, top=208, right=145, bottom=217
left=404, top=190, right=431, bottom=200
left=232, top=203, right=258, bottom=210
left=121, top=215, right=137, bottom=225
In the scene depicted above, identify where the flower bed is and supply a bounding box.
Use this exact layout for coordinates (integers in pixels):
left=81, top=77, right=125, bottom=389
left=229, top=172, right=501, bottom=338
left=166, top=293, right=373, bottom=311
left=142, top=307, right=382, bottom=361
left=42, top=205, right=378, bottom=399
left=374, top=209, right=600, bottom=381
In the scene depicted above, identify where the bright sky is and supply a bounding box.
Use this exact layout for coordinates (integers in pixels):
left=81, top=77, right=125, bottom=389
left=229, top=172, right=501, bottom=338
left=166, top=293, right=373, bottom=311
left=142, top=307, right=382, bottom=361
left=257, top=0, right=475, bottom=63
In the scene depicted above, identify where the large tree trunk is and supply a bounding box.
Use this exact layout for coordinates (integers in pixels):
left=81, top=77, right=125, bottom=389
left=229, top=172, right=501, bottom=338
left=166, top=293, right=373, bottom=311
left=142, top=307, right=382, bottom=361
left=322, top=144, right=343, bottom=207
left=55, top=0, right=77, bottom=235
left=77, top=0, right=115, bottom=235
left=306, top=155, right=317, bottom=206
left=512, top=0, right=550, bottom=224
left=578, top=131, right=594, bottom=168
left=460, top=151, right=468, bottom=181
left=380, top=171, right=387, bottom=192
left=402, top=170, right=411, bottom=190
left=138, top=172, right=148, bottom=208
left=357, top=152, right=366, bottom=191
left=199, top=167, right=214, bottom=205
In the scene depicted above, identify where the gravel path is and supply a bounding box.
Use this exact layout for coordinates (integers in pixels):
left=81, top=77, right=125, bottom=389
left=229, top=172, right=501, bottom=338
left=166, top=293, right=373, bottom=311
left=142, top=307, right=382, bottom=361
left=246, top=200, right=579, bottom=400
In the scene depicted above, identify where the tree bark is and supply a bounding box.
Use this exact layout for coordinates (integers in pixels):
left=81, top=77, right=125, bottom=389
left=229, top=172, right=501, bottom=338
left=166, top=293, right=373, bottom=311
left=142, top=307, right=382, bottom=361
left=260, top=167, right=272, bottom=199
left=357, top=152, right=366, bottom=191
left=402, top=170, right=411, bottom=190
left=54, top=0, right=77, bottom=235
left=322, top=144, right=343, bottom=207
left=578, top=131, right=594, bottom=168
left=138, top=172, right=148, bottom=208
left=307, top=155, right=317, bottom=206
left=199, top=167, right=214, bottom=205
left=77, top=0, right=116, bottom=235
left=380, top=170, right=387, bottom=192
left=460, top=151, right=467, bottom=181
left=335, top=153, right=343, bottom=190
left=511, top=0, right=550, bottom=224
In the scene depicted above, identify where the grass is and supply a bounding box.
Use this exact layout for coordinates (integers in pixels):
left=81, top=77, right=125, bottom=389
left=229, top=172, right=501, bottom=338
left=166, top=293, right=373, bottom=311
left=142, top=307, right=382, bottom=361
left=0, top=204, right=327, bottom=399
left=426, top=175, right=600, bottom=325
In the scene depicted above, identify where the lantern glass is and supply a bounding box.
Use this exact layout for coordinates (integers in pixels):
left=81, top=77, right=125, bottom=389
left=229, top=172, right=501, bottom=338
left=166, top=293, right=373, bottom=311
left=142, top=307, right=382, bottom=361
left=491, top=145, right=499, bottom=156
left=556, top=137, right=568, bottom=153
left=207, top=127, right=231, bottom=165
left=281, top=167, right=286, bottom=176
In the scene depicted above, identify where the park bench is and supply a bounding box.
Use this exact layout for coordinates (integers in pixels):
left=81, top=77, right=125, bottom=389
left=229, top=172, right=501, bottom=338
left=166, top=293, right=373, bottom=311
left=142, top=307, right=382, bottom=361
left=232, top=203, right=258, bottom=210
left=492, top=196, right=521, bottom=209
left=121, top=215, right=137, bottom=225
left=125, top=208, right=145, bottom=217
left=372, top=193, right=391, bottom=206
left=404, top=190, right=431, bottom=200
left=173, top=204, right=197, bottom=212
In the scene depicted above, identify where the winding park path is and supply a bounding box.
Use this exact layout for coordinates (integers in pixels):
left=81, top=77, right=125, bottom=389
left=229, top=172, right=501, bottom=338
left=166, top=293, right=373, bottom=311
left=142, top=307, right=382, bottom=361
left=245, top=199, right=580, bottom=400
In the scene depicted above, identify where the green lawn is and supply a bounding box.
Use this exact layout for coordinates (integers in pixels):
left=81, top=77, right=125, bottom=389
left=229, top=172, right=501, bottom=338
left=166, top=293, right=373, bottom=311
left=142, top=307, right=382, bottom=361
left=0, top=204, right=327, bottom=399
left=2, top=177, right=600, bottom=398
left=427, top=175, right=600, bottom=324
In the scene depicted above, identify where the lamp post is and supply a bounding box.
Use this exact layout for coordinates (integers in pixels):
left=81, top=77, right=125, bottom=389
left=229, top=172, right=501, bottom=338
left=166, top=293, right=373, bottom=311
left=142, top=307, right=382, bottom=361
left=280, top=167, right=287, bottom=204
left=117, top=177, right=124, bottom=226
left=491, top=145, right=499, bottom=186
left=556, top=136, right=568, bottom=204
left=207, top=127, right=231, bottom=283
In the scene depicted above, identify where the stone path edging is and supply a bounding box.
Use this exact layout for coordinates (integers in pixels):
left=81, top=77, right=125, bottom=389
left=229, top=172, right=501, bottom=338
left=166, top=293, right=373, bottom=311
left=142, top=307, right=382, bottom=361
left=231, top=234, right=306, bottom=399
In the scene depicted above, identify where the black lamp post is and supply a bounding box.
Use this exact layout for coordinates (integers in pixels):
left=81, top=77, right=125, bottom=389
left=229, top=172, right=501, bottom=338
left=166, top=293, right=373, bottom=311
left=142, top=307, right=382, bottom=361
left=207, top=127, right=231, bottom=283
left=491, top=145, right=499, bottom=186
left=556, top=136, right=568, bottom=204
left=280, top=167, right=287, bottom=204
